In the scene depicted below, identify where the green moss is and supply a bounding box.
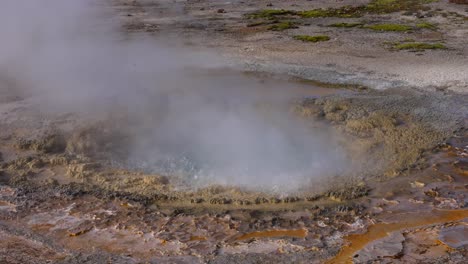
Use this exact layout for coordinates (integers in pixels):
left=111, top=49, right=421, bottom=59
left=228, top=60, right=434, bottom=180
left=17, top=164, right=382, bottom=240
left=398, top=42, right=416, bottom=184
left=247, top=6, right=366, bottom=20
left=246, top=1, right=437, bottom=23
left=298, top=6, right=364, bottom=18
left=416, top=22, right=437, bottom=29
left=294, top=35, right=330, bottom=42
left=365, top=0, right=437, bottom=14
left=246, top=21, right=271, bottom=27
left=268, top=21, right=298, bottom=31
left=328, top=22, right=364, bottom=28
left=393, top=42, right=446, bottom=50
left=365, top=24, right=412, bottom=31
left=297, top=9, right=326, bottom=18
left=245, top=0, right=438, bottom=35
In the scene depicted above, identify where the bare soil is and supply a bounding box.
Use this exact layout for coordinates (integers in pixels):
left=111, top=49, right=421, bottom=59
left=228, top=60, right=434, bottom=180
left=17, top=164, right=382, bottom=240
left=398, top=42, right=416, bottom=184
left=1, top=1, right=467, bottom=263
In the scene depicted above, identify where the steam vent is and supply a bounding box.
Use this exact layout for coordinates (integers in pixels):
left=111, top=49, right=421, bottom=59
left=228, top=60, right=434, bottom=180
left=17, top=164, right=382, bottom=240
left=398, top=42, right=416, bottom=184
left=0, top=1, right=467, bottom=263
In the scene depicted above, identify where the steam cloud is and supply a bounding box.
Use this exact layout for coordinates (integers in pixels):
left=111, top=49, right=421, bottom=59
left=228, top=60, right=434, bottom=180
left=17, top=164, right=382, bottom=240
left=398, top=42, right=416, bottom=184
left=0, top=0, right=350, bottom=192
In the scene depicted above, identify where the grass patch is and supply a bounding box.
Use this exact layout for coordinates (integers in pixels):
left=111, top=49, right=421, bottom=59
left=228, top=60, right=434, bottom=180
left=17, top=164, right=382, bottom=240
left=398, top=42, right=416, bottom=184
left=294, top=35, right=331, bottom=42
left=328, top=22, right=364, bottom=28
left=268, top=21, right=298, bottom=31
left=393, top=42, right=446, bottom=50
left=416, top=22, right=437, bottom=29
left=246, top=0, right=438, bottom=20
left=297, top=1, right=438, bottom=17
left=297, top=6, right=364, bottom=18
left=365, top=23, right=412, bottom=31
left=365, top=0, right=437, bottom=14
left=246, top=21, right=273, bottom=27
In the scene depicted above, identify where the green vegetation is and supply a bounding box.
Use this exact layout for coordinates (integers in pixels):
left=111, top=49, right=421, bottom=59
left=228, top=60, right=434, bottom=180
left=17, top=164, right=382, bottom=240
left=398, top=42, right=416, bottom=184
left=393, top=42, right=446, bottom=50
left=297, top=7, right=364, bottom=18
left=246, top=0, right=438, bottom=20
left=328, top=22, right=364, bottom=28
left=294, top=78, right=368, bottom=90
left=246, top=20, right=298, bottom=31
left=246, top=1, right=439, bottom=34
left=294, top=35, right=330, bottom=43
left=416, top=22, right=437, bottom=29
left=268, top=21, right=298, bottom=31
left=365, top=23, right=412, bottom=31
left=246, top=21, right=272, bottom=27
left=247, top=7, right=364, bottom=19
left=365, top=0, right=437, bottom=14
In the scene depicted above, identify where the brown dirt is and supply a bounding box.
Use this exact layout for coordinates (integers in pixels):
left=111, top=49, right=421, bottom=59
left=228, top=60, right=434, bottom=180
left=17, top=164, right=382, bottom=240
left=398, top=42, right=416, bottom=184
left=1, top=0, right=467, bottom=263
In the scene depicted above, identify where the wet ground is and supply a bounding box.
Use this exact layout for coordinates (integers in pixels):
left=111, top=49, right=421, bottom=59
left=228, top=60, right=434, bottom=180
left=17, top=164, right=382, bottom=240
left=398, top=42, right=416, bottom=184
left=115, top=0, right=468, bottom=91
left=1, top=70, right=467, bottom=263
left=1, top=0, right=468, bottom=263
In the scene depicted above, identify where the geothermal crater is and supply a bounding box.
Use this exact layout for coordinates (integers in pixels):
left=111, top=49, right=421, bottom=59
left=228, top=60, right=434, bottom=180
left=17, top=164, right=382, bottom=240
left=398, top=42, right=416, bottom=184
left=1, top=0, right=467, bottom=263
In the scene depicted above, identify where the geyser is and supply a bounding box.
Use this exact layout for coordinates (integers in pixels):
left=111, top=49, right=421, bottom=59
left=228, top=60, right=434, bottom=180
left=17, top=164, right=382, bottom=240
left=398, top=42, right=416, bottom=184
left=0, top=0, right=351, bottom=192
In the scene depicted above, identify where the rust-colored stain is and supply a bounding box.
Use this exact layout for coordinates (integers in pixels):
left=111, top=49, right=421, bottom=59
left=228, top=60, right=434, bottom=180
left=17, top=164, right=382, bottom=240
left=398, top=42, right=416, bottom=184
left=235, top=228, right=308, bottom=241
left=327, top=209, right=468, bottom=264
left=68, top=228, right=92, bottom=237
left=189, top=236, right=207, bottom=241
left=455, top=168, right=468, bottom=177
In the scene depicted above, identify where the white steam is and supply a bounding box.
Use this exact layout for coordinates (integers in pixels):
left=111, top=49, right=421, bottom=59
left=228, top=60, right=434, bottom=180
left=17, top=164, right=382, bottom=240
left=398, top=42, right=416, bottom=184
left=0, top=0, right=350, bottom=192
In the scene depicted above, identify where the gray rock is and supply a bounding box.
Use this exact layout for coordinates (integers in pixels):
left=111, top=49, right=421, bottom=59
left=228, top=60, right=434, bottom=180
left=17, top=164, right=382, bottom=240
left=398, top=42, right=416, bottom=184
left=354, top=232, right=405, bottom=263
left=439, top=225, right=468, bottom=249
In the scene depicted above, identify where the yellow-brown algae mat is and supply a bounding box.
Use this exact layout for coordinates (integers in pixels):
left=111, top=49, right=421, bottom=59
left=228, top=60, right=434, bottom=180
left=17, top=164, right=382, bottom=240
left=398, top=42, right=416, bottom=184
left=327, top=209, right=468, bottom=264
left=235, top=229, right=308, bottom=241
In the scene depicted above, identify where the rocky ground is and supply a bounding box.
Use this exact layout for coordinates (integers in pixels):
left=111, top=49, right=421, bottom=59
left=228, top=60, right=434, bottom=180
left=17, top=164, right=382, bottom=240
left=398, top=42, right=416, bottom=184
left=115, top=0, right=468, bottom=92
left=1, top=0, right=467, bottom=263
